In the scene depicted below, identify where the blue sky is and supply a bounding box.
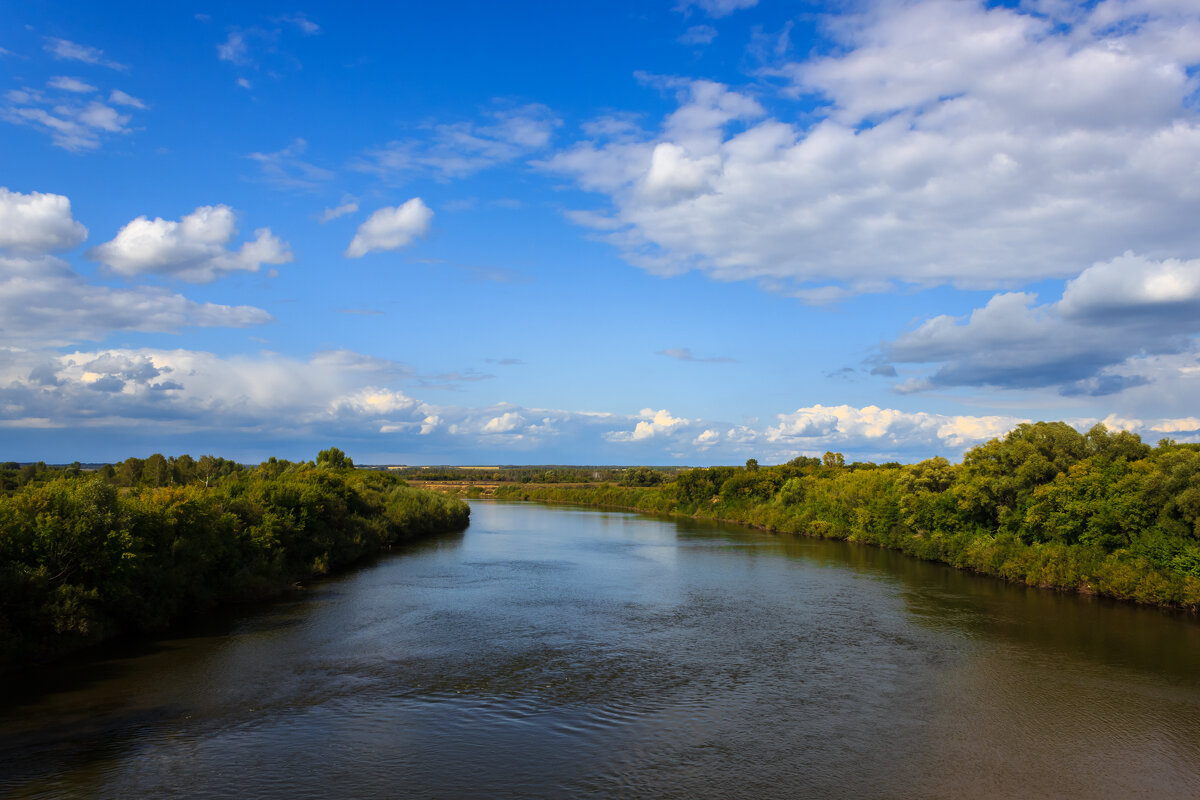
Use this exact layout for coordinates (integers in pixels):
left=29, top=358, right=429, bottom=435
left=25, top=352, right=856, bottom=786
left=4, top=0, right=1200, bottom=465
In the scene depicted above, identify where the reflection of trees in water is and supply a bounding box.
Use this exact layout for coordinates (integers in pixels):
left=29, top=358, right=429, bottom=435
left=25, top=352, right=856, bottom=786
left=673, top=513, right=1200, bottom=681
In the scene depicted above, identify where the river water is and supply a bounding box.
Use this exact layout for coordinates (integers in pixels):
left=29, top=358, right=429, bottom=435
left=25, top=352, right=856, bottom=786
left=3, top=500, right=1200, bottom=799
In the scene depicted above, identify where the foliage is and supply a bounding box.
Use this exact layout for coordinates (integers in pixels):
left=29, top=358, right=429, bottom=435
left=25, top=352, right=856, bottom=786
left=0, top=452, right=469, bottom=671
left=495, top=422, right=1200, bottom=610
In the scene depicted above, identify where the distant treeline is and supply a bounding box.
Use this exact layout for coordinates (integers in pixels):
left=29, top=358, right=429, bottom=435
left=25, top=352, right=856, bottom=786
left=0, top=448, right=469, bottom=671
left=389, top=465, right=690, bottom=485
left=494, top=422, right=1200, bottom=609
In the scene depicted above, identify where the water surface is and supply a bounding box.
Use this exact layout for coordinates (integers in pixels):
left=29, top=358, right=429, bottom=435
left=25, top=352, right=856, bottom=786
left=3, top=500, right=1200, bottom=798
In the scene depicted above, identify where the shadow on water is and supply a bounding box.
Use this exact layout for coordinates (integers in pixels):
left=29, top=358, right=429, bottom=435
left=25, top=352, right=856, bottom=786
left=0, top=704, right=184, bottom=795
left=0, top=526, right=471, bottom=796
left=820, top=537, right=1200, bottom=681
left=0, top=526, right=469, bottom=713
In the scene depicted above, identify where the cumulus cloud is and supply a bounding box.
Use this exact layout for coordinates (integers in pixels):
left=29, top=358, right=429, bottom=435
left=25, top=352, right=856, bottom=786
left=765, top=404, right=1022, bottom=452
left=88, top=205, right=293, bottom=282
left=606, top=408, right=691, bottom=442
left=0, top=348, right=571, bottom=454
left=483, top=411, right=525, bottom=434
left=0, top=347, right=420, bottom=434
left=6, top=340, right=1197, bottom=461
left=356, top=104, right=560, bottom=180
left=345, top=199, right=433, bottom=257
left=0, top=190, right=270, bottom=346
left=885, top=253, right=1200, bottom=396
left=0, top=188, right=88, bottom=252
left=547, top=0, right=1200, bottom=298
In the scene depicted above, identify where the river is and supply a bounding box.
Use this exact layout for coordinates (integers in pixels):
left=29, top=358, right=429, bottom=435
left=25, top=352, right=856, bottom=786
left=3, top=500, right=1200, bottom=798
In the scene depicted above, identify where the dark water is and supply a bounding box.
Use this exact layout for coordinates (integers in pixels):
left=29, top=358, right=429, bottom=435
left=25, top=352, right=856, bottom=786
left=3, top=501, right=1200, bottom=799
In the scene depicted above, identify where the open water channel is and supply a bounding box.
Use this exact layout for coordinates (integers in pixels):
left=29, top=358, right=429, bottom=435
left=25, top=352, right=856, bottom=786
left=3, top=500, right=1200, bottom=798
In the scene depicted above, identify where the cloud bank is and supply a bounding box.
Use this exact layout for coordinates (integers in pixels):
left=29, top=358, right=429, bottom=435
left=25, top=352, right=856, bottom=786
left=548, top=0, right=1200, bottom=298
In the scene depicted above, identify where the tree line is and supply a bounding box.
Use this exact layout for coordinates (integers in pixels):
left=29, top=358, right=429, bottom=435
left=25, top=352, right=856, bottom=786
left=494, top=422, right=1200, bottom=609
left=390, top=465, right=690, bottom=485
left=0, top=448, right=469, bottom=671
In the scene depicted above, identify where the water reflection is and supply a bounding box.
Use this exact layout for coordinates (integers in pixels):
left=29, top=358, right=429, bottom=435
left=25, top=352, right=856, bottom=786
left=2, top=501, right=1199, bottom=799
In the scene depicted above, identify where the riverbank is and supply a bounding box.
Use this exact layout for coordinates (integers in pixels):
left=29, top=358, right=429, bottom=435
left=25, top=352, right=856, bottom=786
left=472, top=481, right=1200, bottom=611
left=0, top=461, right=470, bottom=672
left=416, top=422, right=1200, bottom=612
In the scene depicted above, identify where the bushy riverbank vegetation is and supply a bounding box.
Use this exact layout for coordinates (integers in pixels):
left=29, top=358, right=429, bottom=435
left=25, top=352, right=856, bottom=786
left=490, top=423, right=1200, bottom=609
left=0, top=448, right=469, bottom=671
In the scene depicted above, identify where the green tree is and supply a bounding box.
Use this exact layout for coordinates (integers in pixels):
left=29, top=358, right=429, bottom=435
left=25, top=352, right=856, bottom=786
left=316, top=447, right=353, bottom=470
left=144, top=453, right=170, bottom=487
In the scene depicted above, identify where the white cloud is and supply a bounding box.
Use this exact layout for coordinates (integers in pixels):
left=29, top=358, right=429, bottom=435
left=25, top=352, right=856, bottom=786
left=766, top=404, right=1022, bottom=452
left=4, top=75, right=143, bottom=151
left=482, top=411, right=524, bottom=434
left=43, top=37, right=126, bottom=70
left=48, top=76, right=96, bottom=93
left=108, top=89, right=146, bottom=109
left=333, top=387, right=418, bottom=416
left=0, top=348, right=421, bottom=433
left=217, top=31, right=249, bottom=65
left=0, top=189, right=271, bottom=346
left=885, top=253, right=1200, bottom=396
left=356, top=104, right=560, bottom=180
left=237, top=77, right=253, bottom=90
left=677, top=0, right=758, bottom=18
left=6, top=341, right=1193, bottom=461
left=319, top=201, right=359, bottom=223
left=679, top=25, right=718, bottom=45
left=1058, top=252, right=1200, bottom=323
left=607, top=408, right=690, bottom=442
left=0, top=255, right=270, bottom=346
left=658, top=347, right=734, bottom=363
left=87, top=205, right=293, bottom=283
left=345, top=198, right=432, bottom=257
left=77, top=101, right=128, bottom=132
left=246, top=138, right=335, bottom=190
left=0, top=187, right=88, bottom=252
left=3, top=89, right=134, bottom=151
left=547, top=1, right=1200, bottom=298
left=276, top=13, right=321, bottom=35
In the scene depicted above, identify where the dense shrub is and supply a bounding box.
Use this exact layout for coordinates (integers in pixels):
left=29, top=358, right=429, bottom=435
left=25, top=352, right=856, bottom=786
left=0, top=454, right=469, bottom=670
left=495, top=423, right=1200, bottom=610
